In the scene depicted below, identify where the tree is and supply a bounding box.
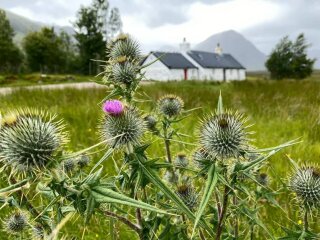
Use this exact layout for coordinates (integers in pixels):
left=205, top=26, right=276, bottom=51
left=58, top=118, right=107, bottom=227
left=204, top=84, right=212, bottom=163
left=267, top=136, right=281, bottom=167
left=23, top=27, right=66, bottom=73
left=74, top=0, right=122, bottom=75
left=266, top=34, right=315, bottom=80
left=0, top=10, right=24, bottom=73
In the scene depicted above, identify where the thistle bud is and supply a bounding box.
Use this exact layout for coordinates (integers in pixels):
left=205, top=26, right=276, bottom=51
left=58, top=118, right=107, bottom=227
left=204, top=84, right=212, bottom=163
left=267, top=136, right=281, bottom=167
left=77, top=155, right=90, bottom=168
left=176, top=184, right=198, bottom=209
left=4, top=211, right=28, bottom=234
left=290, top=165, right=320, bottom=208
left=144, top=115, right=157, bottom=131
left=32, top=224, right=44, bottom=239
left=192, top=148, right=213, bottom=170
left=101, top=107, right=145, bottom=148
left=158, top=95, right=184, bottom=118
left=256, top=173, right=268, bottom=186
left=110, top=35, right=141, bottom=61
left=0, top=109, right=67, bottom=174
left=174, top=153, right=188, bottom=168
left=62, top=158, right=75, bottom=172
left=112, top=62, right=137, bottom=85
left=199, top=112, right=251, bottom=160
left=164, top=170, right=179, bottom=184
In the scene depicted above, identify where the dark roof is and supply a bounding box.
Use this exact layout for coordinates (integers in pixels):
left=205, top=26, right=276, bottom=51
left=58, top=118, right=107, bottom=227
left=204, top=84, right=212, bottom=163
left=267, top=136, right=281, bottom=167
left=187, top=50, right=245, bottom=69
left=152, top=52, right=197, bottom=69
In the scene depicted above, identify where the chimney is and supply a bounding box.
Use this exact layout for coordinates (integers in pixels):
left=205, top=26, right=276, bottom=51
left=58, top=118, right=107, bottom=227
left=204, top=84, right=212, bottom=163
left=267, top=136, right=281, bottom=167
left=179, top=37, right=191, bottom=52
left=215, top=43, right=223, bottom=55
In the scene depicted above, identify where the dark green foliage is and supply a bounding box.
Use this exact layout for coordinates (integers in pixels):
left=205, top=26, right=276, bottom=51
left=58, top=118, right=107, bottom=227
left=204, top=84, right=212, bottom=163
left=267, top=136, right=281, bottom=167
left=74, top=0, right=122, bottom=75
left=0, top=10, right=24, bottom=73
left=266, top=34, right=315, bottom=80
left=23, top=27, right=73, bottom=73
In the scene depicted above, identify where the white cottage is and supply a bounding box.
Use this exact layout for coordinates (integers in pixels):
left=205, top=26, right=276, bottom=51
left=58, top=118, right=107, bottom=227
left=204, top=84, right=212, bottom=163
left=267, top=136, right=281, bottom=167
left=141, top=39, right=246, bottom=81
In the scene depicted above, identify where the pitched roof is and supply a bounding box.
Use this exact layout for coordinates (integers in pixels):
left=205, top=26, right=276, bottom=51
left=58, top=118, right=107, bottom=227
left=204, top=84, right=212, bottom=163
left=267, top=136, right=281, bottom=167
left=152, top=52, right=197, bottom=69
left=187, top=50, right=245, bottom=69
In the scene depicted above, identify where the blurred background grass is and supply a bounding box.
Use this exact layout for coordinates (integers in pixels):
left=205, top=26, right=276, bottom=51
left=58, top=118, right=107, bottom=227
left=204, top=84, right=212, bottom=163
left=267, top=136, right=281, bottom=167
left=0, top=79, right=320, bottom=239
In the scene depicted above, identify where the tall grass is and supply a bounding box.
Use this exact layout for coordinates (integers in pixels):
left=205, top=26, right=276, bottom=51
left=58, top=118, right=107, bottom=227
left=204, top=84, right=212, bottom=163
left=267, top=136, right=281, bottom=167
left=0, top=79, right=319, bottom=239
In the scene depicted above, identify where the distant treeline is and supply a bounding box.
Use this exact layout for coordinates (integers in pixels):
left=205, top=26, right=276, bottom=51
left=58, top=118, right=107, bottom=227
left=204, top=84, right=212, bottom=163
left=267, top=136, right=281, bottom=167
left=0, top=0, right=122, bottom=75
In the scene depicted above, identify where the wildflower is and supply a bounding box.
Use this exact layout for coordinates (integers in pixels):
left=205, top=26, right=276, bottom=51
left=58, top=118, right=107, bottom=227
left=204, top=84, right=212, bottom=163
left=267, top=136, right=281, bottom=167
left=290, top=165, right=320, bottom=208
left=199, top=111, right=251, bottom=160
left=101, top=107, right=145, bottom=148
left=0, top=109, right=67, bottom=173
left=103, top=100, right=124, bottom=116
left=158, top=95, right=184, bottom=118
left=3, top=211, right=28, bottom=234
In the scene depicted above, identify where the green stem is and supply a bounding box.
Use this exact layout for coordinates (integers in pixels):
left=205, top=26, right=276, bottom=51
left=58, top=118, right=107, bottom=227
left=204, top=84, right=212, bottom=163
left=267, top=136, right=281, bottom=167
left=233, top=194, right=239, bottom=239
left=304, top=209, right=309, bottom=232
left=215, top=186, right=230, bottom=240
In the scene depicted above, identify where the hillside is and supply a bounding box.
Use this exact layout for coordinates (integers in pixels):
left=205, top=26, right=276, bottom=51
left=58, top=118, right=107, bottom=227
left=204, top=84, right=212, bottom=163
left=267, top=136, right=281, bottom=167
left=194, top=30, right=267, bottom=71
left=3, top=9, right=74, bottom=44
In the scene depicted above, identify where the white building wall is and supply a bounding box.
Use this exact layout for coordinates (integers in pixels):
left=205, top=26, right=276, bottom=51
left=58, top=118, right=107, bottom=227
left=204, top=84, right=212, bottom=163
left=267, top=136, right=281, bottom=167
left=238, top=69, right=246, bottom=80
left=142, top=54, right=199, bottom=81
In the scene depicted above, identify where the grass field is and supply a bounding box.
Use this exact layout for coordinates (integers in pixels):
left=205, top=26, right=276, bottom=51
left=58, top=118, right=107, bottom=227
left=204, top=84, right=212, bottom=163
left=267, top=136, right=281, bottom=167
left=0, top=79, right=320, bottom=239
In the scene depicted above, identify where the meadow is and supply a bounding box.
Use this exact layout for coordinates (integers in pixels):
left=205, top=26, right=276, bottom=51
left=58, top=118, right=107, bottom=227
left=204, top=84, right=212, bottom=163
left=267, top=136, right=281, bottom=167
left=0, top=78, right=320, bottom=239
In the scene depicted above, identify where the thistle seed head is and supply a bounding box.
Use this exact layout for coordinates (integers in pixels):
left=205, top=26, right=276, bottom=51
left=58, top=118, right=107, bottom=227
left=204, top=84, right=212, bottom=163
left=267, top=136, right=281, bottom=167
left=0, top=109, right=67, bottom=174
left=3, top=211, right=28, bottom=234
left=199, top=111, right=251, bottom=160
left=109, top=36, right=141, bottom=61
left=112, top=62, right=138, bottom=85
left=157, top=95, right=184, bottom=118
left=101, top=107, right=145, bottom=148
left=290, top=165, right=320, bottom=208
left=176, top=184, right=198, bottom=209
left=174, top=153, right=189, bottom=168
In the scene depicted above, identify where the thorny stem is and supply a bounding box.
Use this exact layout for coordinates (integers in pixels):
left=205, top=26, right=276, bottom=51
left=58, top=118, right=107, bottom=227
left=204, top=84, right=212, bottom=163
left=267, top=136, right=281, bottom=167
left=102, top=210, right=141, bottom=233
left=233, top=194, right=239, bottom=239
left=214, top=192, right=222, bottom=217
left=304, top=209, right=309, bottom=232
left=215, top=186, right=231, bottom=240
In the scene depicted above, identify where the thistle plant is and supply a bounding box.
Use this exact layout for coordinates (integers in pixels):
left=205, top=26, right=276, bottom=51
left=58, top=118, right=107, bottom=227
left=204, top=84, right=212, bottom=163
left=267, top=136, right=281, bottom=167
left=0, top=33, right=313, bottom=240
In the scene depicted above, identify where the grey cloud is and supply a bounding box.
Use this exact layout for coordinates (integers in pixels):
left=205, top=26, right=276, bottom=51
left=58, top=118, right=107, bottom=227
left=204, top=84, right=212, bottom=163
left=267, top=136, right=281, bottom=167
left=110, top=0, right=228, bottom=27
left=243, top=0, right=320, bottom=55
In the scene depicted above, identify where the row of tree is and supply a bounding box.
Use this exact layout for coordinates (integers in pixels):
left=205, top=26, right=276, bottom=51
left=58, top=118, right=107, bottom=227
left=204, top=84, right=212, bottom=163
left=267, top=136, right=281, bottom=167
left=0, top=0, right=122, bottom=75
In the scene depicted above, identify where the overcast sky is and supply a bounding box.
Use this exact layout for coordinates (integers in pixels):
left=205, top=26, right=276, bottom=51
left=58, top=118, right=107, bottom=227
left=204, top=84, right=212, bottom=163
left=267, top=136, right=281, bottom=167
left=0, top=0, right=319, bottom=56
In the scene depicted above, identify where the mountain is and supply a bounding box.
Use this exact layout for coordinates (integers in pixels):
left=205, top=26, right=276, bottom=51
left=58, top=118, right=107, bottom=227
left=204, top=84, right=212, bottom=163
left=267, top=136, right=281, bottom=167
left=194, top=30, right=267, bottom=71
left=3, top=9, right=74, bottom=44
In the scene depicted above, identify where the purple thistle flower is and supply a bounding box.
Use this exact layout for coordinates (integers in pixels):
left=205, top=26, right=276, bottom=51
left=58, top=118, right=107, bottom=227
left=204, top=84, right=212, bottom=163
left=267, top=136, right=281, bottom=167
left=103, top=100, right=124, bottom=116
